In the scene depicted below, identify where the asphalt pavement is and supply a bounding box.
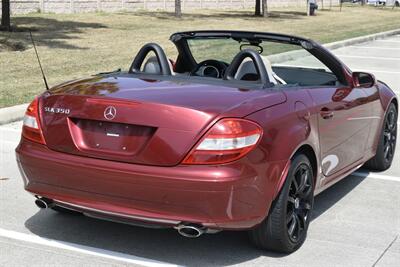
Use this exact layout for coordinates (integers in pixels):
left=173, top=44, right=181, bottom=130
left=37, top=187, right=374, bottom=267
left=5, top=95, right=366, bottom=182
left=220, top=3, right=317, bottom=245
left=0, top=35, right=399, bottom=267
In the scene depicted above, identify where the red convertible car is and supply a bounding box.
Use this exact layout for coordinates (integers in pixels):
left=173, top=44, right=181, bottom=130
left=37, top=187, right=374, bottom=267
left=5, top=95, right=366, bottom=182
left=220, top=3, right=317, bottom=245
left=16, top=31, right=397, bottom=253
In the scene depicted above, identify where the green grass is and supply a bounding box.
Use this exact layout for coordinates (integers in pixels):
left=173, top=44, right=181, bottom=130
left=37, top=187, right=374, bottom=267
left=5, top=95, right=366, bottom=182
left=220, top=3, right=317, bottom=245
left=1, top=5, right=400, bottom=107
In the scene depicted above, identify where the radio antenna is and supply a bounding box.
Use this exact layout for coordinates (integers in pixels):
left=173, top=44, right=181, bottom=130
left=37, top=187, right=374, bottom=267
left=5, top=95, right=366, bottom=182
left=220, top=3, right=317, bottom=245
left=29, top=31, right=49, bottom=90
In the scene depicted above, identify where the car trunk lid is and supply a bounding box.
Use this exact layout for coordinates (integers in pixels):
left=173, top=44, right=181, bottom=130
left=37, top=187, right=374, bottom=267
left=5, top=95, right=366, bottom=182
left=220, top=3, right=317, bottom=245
left=39, top=75, right=286, bottom=166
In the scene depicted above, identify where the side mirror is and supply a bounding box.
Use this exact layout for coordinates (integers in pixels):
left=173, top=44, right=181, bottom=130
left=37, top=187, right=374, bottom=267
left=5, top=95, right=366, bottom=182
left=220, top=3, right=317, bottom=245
left=352, top=72, right=375, bottom=88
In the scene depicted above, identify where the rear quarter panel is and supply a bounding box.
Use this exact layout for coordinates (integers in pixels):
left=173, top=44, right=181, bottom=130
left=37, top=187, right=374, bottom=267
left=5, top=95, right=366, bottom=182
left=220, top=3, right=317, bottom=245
left=245, top=88, right=321, bottom=197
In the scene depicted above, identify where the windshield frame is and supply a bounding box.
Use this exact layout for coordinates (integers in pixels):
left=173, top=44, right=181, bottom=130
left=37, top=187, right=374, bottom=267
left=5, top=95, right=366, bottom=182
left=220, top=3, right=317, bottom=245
left=170, top=30, right=350, bottom=86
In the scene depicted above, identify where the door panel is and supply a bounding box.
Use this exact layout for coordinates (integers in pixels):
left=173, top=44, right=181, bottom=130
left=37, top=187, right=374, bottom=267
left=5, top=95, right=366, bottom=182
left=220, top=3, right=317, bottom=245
left=362, top=86, right=382, bottom=153
left=308, top=87, right=371, bottom=180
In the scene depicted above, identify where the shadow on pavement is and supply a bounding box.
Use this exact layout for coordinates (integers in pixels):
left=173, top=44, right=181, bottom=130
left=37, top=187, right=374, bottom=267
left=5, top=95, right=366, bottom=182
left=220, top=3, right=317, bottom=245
left=24, top=172, right=368, bottom=266
left=312, top=170, right=368, bottom=220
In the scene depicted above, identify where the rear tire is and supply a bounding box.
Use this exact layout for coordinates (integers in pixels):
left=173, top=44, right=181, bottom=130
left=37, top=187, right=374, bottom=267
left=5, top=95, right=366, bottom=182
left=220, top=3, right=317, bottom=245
left=364, top=103, right=397, bottom=171
left=249, top=154, right=314, bottom=253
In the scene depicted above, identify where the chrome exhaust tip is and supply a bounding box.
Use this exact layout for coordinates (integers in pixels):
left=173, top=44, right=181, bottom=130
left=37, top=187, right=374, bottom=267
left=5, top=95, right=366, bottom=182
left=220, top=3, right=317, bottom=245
left=35, top=197, right=54, bottom=209
left=175, top=224, right=205, bottom=238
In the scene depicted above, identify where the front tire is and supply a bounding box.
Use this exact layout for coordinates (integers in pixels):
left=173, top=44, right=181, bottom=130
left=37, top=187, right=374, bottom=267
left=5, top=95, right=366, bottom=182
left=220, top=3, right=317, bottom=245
left=364, top=103, right=397, bottom=171
left=249, top=154, right=314, bottom=253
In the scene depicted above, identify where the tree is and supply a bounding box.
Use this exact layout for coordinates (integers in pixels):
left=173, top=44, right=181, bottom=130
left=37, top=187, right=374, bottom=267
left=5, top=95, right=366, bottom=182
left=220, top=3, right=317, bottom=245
left=255, top=0, right=268, bottom=17
left=255, top=0, right=261, bottom=16
left=262, top=0, right=268, bottom=17
left=1, top=0, right=11, bottom=31
left=175, top=0, right=182, bottom=18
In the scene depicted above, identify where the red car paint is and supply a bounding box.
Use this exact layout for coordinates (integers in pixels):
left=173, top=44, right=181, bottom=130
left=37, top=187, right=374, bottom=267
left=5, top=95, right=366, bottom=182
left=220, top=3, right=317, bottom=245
left=16, top=31, right=397, bottom=232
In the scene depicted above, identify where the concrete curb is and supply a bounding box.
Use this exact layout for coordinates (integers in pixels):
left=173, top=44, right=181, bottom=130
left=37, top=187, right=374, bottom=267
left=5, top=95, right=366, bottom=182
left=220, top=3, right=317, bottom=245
left=323, top=28, right=400, bottom=50
left=0, top=104, right=28, bottom=125
left=270, top=28, right=400, bottom=64
left=0, top=28, right=399, bottom=125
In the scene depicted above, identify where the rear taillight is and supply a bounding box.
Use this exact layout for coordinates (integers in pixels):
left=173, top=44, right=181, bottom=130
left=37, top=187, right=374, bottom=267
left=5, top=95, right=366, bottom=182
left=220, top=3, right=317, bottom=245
left=183, top=118, right=262, bottom=165
left=22, top=97, right=46, bottom=145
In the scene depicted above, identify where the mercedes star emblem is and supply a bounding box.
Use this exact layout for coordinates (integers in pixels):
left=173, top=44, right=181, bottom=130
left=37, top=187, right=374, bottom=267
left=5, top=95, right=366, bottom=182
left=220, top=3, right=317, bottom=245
left=104, top=106, right=117, bottom=120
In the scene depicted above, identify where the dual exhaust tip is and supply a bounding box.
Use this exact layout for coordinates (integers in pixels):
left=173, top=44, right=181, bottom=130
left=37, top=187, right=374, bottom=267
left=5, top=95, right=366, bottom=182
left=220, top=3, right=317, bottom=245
left=35, top=197, right=210, bottom=238
left=174, top=224, right=206, bottom=238
left=35, top=197, right=54, bottom=209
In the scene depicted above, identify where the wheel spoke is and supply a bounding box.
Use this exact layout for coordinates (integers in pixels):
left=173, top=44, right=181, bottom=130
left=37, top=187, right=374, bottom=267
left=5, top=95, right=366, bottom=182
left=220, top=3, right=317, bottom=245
left=383, top=131, right=390, bottom=140
left=292, top=178, right=299, bottom=195
left=385, top=119, right=391, bottom=131
left=388, top=112, right=395, bottom=129
left=288, top=196, right=296, bottom=204
left=299, top=201, right=312, bottom=210
left=287, top=211, right=295, bottom=224
left=293, top=165, right=310, bottom=196
left=288, top=215, right=297, bottom=236
left=296, top=212, right=306, bottom=229
left=384, top=145, right=390, bottom=159
left=389, top=142, right=395, bottom=158
left=298, top=172, right=307, bottom=193
left=299, top=174, right=312, bottom=198
left=294, top=215, right=302, bottom=239
left=299, top=184, right=312, bottom=198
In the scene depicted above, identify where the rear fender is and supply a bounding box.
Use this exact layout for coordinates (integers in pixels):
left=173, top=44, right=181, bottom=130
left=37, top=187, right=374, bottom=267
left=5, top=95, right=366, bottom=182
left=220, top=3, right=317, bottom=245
left=377, top=81, right=397, bottom=112
left=245, top=92, right=320, bottom=201
left=273, top=141, right=319, bottom=200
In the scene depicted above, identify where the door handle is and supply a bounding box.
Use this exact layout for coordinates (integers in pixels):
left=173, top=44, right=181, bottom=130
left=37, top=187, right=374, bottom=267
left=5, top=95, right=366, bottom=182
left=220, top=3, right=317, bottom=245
left=320, top=108, right=334, bottom=119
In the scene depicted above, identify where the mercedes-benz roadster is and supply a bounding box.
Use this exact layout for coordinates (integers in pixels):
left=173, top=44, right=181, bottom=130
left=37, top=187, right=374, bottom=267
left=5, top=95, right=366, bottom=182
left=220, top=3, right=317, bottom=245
left=16, top=31, right=397, bottom=253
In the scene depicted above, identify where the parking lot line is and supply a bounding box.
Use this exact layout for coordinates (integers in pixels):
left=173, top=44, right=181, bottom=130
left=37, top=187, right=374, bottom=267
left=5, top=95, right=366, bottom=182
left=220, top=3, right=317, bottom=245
left=352, top=69, right=400, bottom=74
left=0, top=228, right=179, bottom=267
left=335, top=55, right=400, bottom=60
left=352, top=172, right=400, bottom=182
left=376, top=40, right=400, bottom=43
left=349, top=46, right=400, bottom=50
left=0, top=127, right=20, bottom=132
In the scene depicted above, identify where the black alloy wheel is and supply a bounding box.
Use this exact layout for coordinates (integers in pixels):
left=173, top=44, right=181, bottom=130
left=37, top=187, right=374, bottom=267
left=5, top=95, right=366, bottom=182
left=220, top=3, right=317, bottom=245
left=249, top=153, right=314, bottom=253
left=286, top=163, right=313, bottom=242
left=364, top=103, right=397, bottom=171
left=383, top=108, right=397, bottom=163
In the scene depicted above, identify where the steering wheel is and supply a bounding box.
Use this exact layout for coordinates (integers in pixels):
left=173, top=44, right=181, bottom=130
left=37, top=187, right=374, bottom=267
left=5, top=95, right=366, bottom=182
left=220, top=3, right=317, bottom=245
left=223, top=49, right=270, bottom=86
left=129, top=43, right=172, bottom=75
left=190, top=60, right=228, bottom=78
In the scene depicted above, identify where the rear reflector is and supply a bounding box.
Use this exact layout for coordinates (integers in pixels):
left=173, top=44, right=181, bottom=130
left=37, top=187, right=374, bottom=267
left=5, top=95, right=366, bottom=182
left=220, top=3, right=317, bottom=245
left=182, top=118, right=262, bottom=165
left=22, top=97, right=46, bottom=145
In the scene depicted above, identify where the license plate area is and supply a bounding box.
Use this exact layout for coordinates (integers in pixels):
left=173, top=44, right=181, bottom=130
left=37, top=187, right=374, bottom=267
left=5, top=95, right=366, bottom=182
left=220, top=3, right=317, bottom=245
left=69, top=118, right=156, bottom=156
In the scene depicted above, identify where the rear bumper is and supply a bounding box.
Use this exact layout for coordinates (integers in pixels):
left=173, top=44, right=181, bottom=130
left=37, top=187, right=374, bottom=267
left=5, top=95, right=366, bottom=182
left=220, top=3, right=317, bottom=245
left=16, top=139, right=287, bottom=230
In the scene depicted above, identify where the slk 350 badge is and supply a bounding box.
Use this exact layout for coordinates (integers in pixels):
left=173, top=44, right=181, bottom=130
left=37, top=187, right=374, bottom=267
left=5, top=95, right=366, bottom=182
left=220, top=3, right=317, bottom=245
left=44, top=107, right=71, bottom=114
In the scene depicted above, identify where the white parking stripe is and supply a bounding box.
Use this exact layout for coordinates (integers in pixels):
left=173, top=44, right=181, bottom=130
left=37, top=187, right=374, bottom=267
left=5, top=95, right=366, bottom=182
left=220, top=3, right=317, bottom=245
left=0, top=228, right=179, bottom=267
left=335, top=55, right=400, bottom=60
left=352, top=69, right=400, bottom=74
left=0, top=127, right=20, bottom=133
left=352, top=172, right=400, bottom=182
left=349, top=46, right=400, bottom=50
left=376, top=40, right=400, bottom=43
